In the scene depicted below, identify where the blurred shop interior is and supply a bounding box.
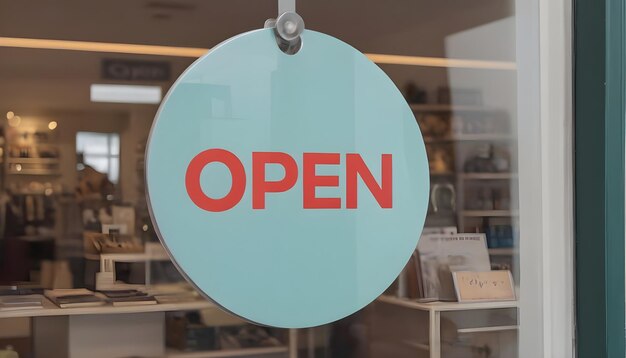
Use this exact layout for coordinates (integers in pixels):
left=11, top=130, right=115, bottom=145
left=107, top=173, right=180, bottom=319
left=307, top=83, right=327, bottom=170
left=0, top=0, right=518, bottom=357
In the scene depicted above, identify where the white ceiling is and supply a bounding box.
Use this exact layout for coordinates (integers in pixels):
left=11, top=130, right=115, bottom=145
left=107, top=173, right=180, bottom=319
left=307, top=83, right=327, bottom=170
left=0, top=0, right=513, bottom=113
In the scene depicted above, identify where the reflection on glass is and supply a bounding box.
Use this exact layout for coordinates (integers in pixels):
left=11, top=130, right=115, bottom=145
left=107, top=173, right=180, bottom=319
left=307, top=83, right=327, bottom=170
left=76, top=131, right=120, bottom=183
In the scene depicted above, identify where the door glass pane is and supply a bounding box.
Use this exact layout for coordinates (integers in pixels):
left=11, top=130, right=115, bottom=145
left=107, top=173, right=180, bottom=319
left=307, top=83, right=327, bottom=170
left=0, top=1, right=526, bottom=357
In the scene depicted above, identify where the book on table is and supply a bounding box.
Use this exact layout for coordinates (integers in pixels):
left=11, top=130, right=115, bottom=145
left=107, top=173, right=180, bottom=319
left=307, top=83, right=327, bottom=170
left=99, top=289, right=157, bottom=306
left=0, top=294, right=44, bottom=311
left=44, top=288, right=106, bottom=308
left=142, top=283, right=200, bottom=303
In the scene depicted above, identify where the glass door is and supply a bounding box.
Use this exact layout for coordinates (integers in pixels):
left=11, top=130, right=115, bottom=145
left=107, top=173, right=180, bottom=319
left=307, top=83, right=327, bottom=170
left=0, top=0, right=573, bottom=357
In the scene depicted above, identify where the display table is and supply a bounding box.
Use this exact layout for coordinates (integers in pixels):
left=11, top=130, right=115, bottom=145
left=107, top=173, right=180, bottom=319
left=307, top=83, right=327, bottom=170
left=3, top=247, right=296, bottom=358
left=375, top=295, right=519, bottom=358
left=0, top=299, right=296, bottom=358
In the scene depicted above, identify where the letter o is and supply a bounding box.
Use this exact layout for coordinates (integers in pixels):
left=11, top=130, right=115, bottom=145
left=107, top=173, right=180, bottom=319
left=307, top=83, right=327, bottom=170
left=185, top=149, right=246, bottom=212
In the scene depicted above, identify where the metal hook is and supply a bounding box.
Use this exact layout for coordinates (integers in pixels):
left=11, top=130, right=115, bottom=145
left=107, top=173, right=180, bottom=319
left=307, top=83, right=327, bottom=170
left=265, top=0, right=305, bottom=55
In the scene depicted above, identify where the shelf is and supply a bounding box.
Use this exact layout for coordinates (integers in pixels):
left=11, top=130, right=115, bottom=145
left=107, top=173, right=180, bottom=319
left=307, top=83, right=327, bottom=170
left=7, top=157, right=60, bottom=164
left=377, top=295, right=518, bottom=312
left=453, top=134, right=515, bottom=141
left=488, top=248, right=516, bottom=256
left=8, top=170, right=61, bottom=176
left=457, top=325, right=518, bottom=334
left=166, top=346, right=288, bottom=358
left=460, top=173, right=517, bottom=180
left=423, top=134, right=514, bottom=143
left=462, top=210, right=518, bottom=217
left=0, top=298, right=214, bottom=319
left=411, top=104, right=500, bottom=112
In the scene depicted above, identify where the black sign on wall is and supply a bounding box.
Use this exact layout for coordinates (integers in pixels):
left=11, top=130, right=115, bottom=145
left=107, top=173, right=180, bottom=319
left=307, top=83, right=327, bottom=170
left=102, top=59, right=171, bottom=81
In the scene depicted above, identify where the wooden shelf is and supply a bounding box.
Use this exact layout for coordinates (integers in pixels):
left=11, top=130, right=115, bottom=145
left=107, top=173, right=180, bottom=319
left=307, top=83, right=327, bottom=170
left=462, top=210, right=518, bottom=217
left=7, top=157, right=60, bottom=164
left=460, top=173, right=517, bottom=180
left=8, top=170, right=61, bottom=176
left=166, top=346, right=288, bottom=358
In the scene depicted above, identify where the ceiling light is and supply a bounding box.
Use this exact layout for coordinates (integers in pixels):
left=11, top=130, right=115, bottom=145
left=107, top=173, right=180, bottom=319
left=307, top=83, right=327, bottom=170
left=6, top=111, right=14, bottom=120
left=90, top=84, right=162, bottom=104
left=0, top=37, right=206, bottom=58
left=367, top=54, right=517, bottom=70
left=48, top=121, right=58, bottom=130
left=0, top=36, right=516, bottom=70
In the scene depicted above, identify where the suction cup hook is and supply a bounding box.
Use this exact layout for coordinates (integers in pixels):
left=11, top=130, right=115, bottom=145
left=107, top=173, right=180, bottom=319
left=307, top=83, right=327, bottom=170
left=265, top=0, right=305, bottom=55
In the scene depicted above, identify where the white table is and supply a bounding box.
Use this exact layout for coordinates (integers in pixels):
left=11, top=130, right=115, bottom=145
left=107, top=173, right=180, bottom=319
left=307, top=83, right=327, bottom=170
left=11, top=247, right=298, bottom=358
left=376, top=295, right=518, bottom=358
left=0, top=299, right=296, bottom=358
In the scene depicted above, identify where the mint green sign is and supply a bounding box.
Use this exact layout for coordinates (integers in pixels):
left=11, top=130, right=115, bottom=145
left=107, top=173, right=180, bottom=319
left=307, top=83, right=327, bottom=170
left=146, top=28, right=429, bottom=328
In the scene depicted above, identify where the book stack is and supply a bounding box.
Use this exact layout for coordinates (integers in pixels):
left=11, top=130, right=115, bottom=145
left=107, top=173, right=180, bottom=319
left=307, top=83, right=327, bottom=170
left=100, top=290, right=157, bottom=307
left=143, top=283, right=200, bottom=303
left=0, top=295, right=44, bottom=311
left=0, top=283, right=44, bottom=296
left=44, top=288, right=105, bottom=308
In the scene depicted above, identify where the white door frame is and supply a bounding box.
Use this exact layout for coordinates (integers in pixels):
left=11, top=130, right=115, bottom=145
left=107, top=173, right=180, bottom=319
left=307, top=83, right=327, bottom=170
left=516, top=0, right=574, bottom=356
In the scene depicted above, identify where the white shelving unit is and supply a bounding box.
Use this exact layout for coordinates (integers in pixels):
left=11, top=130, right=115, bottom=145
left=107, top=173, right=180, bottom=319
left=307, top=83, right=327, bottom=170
left=414, top=104, right=518, bottom=264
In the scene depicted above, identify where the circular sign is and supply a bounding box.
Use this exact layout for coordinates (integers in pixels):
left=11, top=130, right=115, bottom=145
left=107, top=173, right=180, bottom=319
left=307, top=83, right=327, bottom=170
left=146, top=28, right=429, bottom=328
